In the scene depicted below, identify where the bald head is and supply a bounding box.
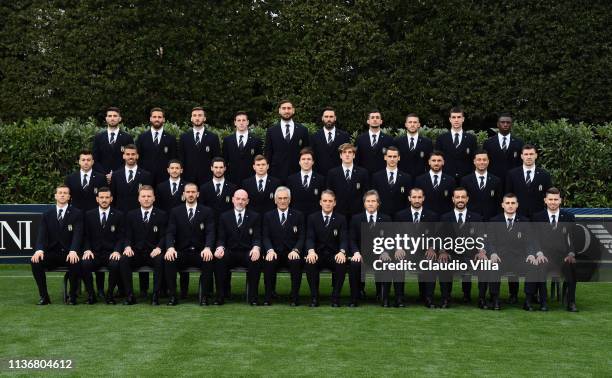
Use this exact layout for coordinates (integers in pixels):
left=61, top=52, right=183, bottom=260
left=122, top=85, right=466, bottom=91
left=232, top=189, right=249, bottom=210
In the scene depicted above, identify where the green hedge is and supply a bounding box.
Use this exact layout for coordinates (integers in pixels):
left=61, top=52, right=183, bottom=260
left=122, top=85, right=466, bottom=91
left=1, top=119, right=610, bottom=207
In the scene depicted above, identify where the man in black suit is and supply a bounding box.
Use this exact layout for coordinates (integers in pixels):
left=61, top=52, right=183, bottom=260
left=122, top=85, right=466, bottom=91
left=120, top=185, right=167, bottom=305
left=310, top=106, right=351, bottom=175
left=110, top=144, right=153, bottom=213
left=506, top=144, right=553, bottom=218
left=438, top=188, right=485, bottom=308
left=482, top=113, right=523, bottom=187
left=530, top=188, right=578, bottom=312
left=355, top=110, right=394, bottom=177
left=371, top=146, right=412, bottom=217
left=486, top=193, right=534, bottom=310
left=262, top=187, right=305, bottom=305
left=326, top=143, right=370, bottom=220
left=414, top=151, right=456, bottom=215
left=264, top=99, right=310, bottom=180
left=435, top=107, right=477, bottom=183
left=214, top=189, right=263, bottom=305
left=65, top=149, right=107, bottom=212
left=460, top=149, right=503, bottom=220
left=286, top=148, right=326, bottom=216
left=31, top=185, right=82, bottom=305
left=92, top=107, right=134, bottom=184
left=199, top=157, right=238, bottom=219
left=223, top=111, right=263, bottom=185
left=393, top=187, right=440, bottom=308
left=349, top=190, right=391, bottom=307
left=305, top=190, right=349, bottom=307
left=164, top=183, right=216, bottom=306
left=179, top=106, right=221, bottom=186
left=136, top=107, right=178, bottom=186
left=241, top=155, right=281, bottom=215
left=81, top=187, right=125, bottom=304
left=395, top=113, right=433, bottom=178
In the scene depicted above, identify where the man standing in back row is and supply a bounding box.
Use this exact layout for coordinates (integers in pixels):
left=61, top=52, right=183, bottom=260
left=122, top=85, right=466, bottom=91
left=435, top=107, right=477, bottom=183
left=92, top=107, right=134, bottom=184
left=179, top=106, right=220, bottom=187
left=136, top=107, right=177, bottom=186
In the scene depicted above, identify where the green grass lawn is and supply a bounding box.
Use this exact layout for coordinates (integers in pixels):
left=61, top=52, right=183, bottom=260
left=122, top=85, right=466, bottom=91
left=1, top=264, right=611, bottom=377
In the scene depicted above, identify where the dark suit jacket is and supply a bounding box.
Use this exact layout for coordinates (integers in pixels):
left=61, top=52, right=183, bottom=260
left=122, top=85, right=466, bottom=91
left=165, top=204, right=215, bottom=251
left=439, top=210, right=483, bottom=254
left=223, top=133, right=263, bottom=185
left=371, top=169, right=412, bottom=217
left=349, top=212, right=391, bottom=256
left=136, top=129, right=178, bottom=185
left=435, top=131, right=478, bottom=181
left=155, top=180, right=186, bottom=213
left=110, top=166, right=153, bottom=213
left=310, top=128, right=351, bottom=175
left=241, top=176, right=281, bottom=215
left=355, top=131, right=394, bottom=176
left=262, top=208, right=305, bottom=255
left=394, top=134, right=434, bottom=178
left=179, top=129, right=221, bottom=186
left=487, top=213, right=535, bottom=261
left=216, top=209, right=261, bottom=250
left=83, top=207, right=124, bottom=255
left=198, top=180, right=238, bottom=219
left=394, top=207, right=439, bottom=223
left=414, top=172, right=456, bottom=216
left=306, top=212, right=348, bottom=255
left=460, top=172, right=503, bottom=220
left=124, top=207, right=167, bottom=253
left=482, top=134, right=524, bottom=186
left=265, top=122, right=310, bottom=180
left=35, top=206, right=83, bottom=254
left=285, top=172, right=326, bottom=215
left=326, top=165, right=370, bottom=218
left=92, top=129, right=134, bottom=174
left=506, top=166, right=552, bottom=217
left=64, top=171, right=106, bottom=212
left=531, top=210, right=575, bottom=257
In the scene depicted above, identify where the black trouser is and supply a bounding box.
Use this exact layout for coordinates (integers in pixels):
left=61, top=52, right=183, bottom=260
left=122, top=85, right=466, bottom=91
left=31, top=252, right=80, bottom=299
left=562, top=261, right=577, bottom=303
left=119, top=252, right=163, bottom=297
left=304, top=252, right=347, bottom=303
left=524, top=261, right=548, bottom=304
left=165, top=250, right=214, bottom=299
left=215, top=248, right=262, bottom=303
left=81, top=253, right=120, bottom=297
left=438, top=254, right=477, bottom=301
left=263, top=253, right=302, bottom=303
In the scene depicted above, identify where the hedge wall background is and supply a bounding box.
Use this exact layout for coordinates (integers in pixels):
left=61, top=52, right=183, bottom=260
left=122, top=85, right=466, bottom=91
left=1, top=118, right=610, bottom=207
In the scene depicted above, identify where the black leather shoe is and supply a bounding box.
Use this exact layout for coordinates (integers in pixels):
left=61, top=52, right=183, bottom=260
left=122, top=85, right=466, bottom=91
left=508, top=295, right=518, bottom=304
left=250, top=301, right=259, bottom=306
left=440, top=299, right=450, bottom=309
left=349, top=302, right=358, bottom=307
left=37, top=296, right=51, bottom=305
left=289, top=301, right=299, bottom=307
left=213, top=299, right=224, bottom=305
left=151, top=294, right=160, bottom=306
left=262, top=301, right=271, bottom=306
left=87, top=294, right=97, bottom=305
left=478, top=299, right=488, bottom=309
left=492, top=299, right=501, bottom=310
left=309, top=299, right=319, bottom=307
left=200, top=297, right=210, bottom=306
left=382, top=299, right=391, bottom=308
left=97, top=290, right=105, bottom=299
left=567, top=303, right=578, bottom=312
left=123, top=295, right=136, bottom=305
left=167, top=296, right=178, bottom=306
left=105, top=296, right=116, bottom=305
left=68, top=296, right=77, bottom=305
left=523, top=301, right=533, bottom=311
left=396, top=301, right=405, bottom=308
left=540, top=305, right=549, bottom=312
left=331, top=302, right=340, bottom=308
left=462, top=295, right=471, bottom=304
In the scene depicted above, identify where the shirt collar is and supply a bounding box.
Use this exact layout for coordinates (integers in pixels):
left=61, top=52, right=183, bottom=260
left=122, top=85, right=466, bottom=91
left=278, top=208, right=288, bottom=218
left=547, top=209, right=560, bottom=218
left=169, top=178, right=181, bottom=185
left=342, top=164, right=353, bottom=171
left=281, top=120, right=294, bottom=128
left=386, top=167, right=398, bottom=175
left=322, top=211, right=333, bottom=218
left=255, top=174, right=268, bottom=182
left=234, top=208, right=245, bottom=217
left=504, top=212, right=516, bottom=221
left=98, top=207, right=109, bottom=216
left=141, top=207, right=152, bottom=217
left=498, top=132, right=510, bottom=144
left=369, top=129, right=380, bottom=138
left=80, top=169, right=92, bottom=176
left=411, top=207, right=422, bottom=214
left=56, top=204, right=68, bottom=212
left=523, top=164, right=536, bottom=172
left=454, top=209, right=467, bottom=218
left=475, top=170, right=488, bottom=178
left=324, top=127, right=336, bottom=135
left=192, top=126, right=205, bottom=134
left=366, top=211, right=378, bottom=220
left=151, top=127, right=164, bottom=135
left=301, top=170, right=312, bottom=177
left=185, top=203, right=197, bottom=211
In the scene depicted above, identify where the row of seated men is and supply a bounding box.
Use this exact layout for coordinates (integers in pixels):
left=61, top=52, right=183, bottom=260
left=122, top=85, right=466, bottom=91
left=32, top=177, right=578, bottom=311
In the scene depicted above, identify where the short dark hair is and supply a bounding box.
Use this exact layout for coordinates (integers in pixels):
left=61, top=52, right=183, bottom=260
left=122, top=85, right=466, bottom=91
left=367, top=109, right=382, bottom=118
left=278, top=99, right=293, bottom=108
left=429, top=150, right=445, bottom=159
left=299, top=147, right=314, bottom=160
left=150, top=107, right=164, bottom=116
left=522, top=144, right=537, bottom=153
left=191, top=106, right=206, bottom=116
left=138, top=185, right=155, bottom=194
left=409, top=187, right=424, bottom=196
left=473, top=149, right=489, bottom=158
left=385, top=146, right=399, bottom=155
left=405, top=113, right=419, bottom=120
left=168, top=159, right=182, bottom=167
left=106, top=107, right=121, bottom=116
left=211, top=157, right=226, bottom=167
left=123, top=144, right=137, bottom=152
left=55, top=184, right=70, bottom=193
left=97, top=186, right=112, bottom=195
left=545, top=187, right=562, bottom=197
left=498, top=112, right=512, bottom=121
left=453, top=187, right=468, bottom=196
left=253, top=154, right=268, bottom=163
left=503, top=193, right=518, bottom=200
left=363, top=190, right=380, bottom=203
left=184, top=182, right=198, bottom=191
left=79, top=149, right=93, bottom=158
left=234, top=111, right=248, bottom=119
left=449, top=106, right=464, bottom=116
left=321, top=106, right=335, bottom=116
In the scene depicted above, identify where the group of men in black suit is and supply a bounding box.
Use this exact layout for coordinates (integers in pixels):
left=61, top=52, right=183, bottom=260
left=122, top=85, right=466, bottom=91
left=31, top=104, right=579, bottom=311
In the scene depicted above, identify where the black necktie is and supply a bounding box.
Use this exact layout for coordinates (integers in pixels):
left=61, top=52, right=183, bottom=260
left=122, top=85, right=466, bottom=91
left=525, top=170, right=532, bottom=185
left=303, top=174, right=309, bottom=189
left=143, top=211, right=149, bottom=223
left=154, top=131, right=160, bottom=144
left=371, top=134, right=377, bottom=147
left=324, top=215, right=330, bottom=227
left=101, top=212, right=107, bottom=227
left=109, top=132, right=116, bottom=145
left=172, top=182, right=177, bottom=195
left=57, top=208, right=64, bottom=221
left=237, top=212, right=243, bottom=227
left=388, top=171, right=395, bottom=185
left=345, top=169, right=350, bottom=181
left=82, top=173, right=88, bottom=189
left=258, top=179, right=264, bottom=192
left=285, top=124, right=291, bottom=142
left=216, top=183, right=221, bottom=196
left=413, top=212, right=419, bottom=223
left=507, top=218, right=513, bottom=230
left=327, top=131, right=333, bottom=144
left=502, top=136, right=508, bottom=151
left=281, top=212, right=286, bottom=226
left=457, top=212, right=464, bottom=225
left=409, top=137, right=415, bottom=150
left=188, top=208, right=194, bottom=222
left=551, top=214, right=557, bottom=229
left=128, top=169, right=134, bottom=183
left=369, top=214, right=374, bottom=224
left=195, top=131, right=201, bottom=145
left=479, top=175, right=485, bottom=190
left=433, top=174, right=439, bottom=189
left=453, top=133, right=460, bottom=147
left=238, top=135, right=244, bottom=150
